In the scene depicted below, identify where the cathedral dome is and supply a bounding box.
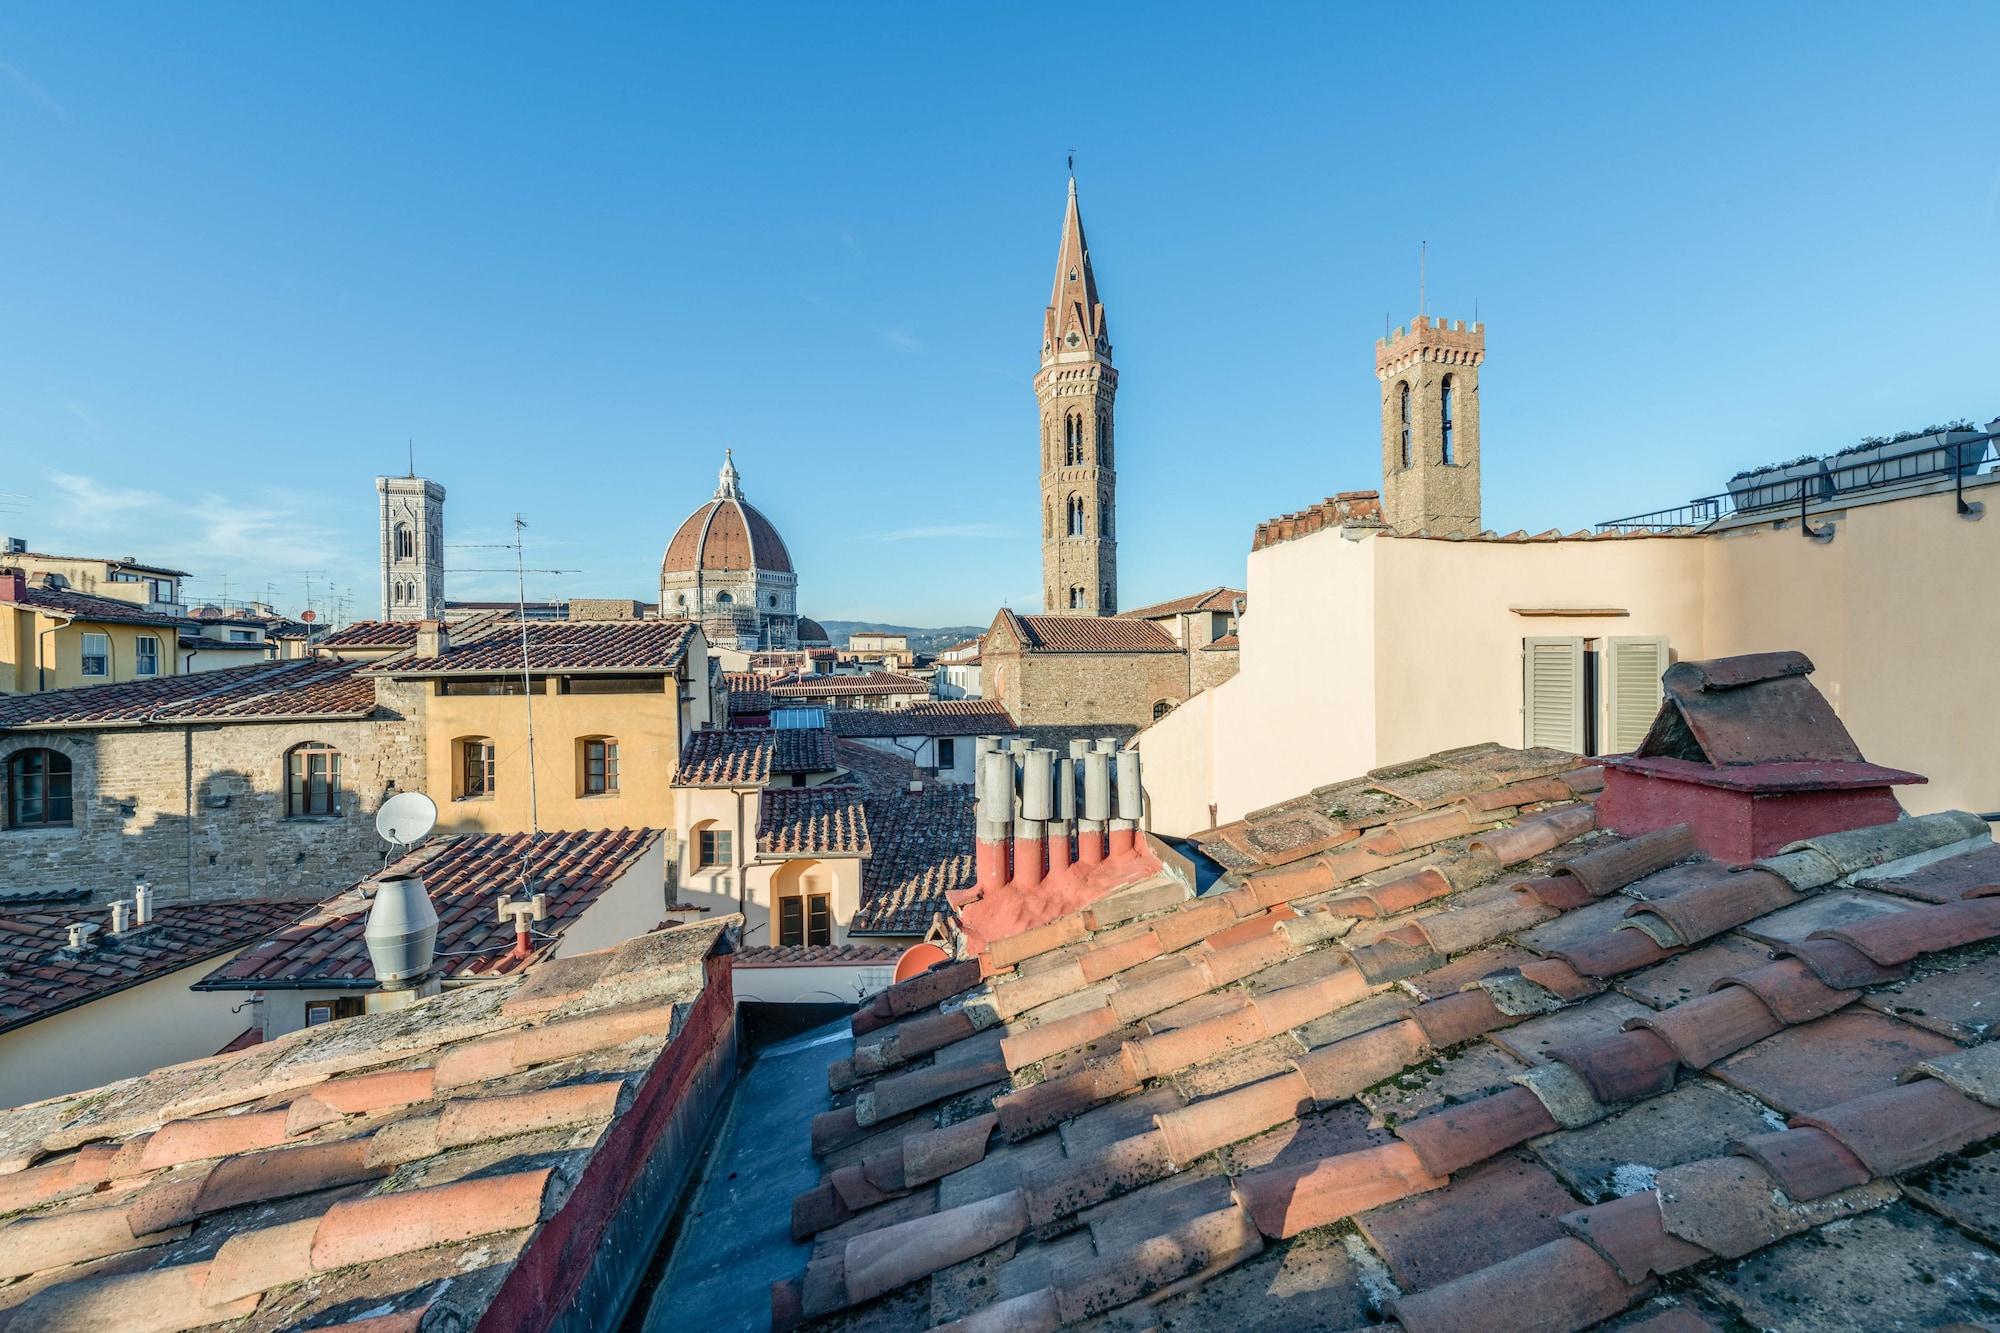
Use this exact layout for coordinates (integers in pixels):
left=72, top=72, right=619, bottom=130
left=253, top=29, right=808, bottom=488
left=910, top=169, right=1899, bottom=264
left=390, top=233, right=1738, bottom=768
left=796, top=616, right=830, bottom=646
left=661, top=450, right=794, bottom=578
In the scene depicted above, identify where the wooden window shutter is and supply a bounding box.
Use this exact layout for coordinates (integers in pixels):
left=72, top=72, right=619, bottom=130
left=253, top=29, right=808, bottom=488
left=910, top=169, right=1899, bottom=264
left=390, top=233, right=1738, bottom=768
left=1603, top=636, right=1669, bottom=756
left=1522, top=637, right=1586, bottom=754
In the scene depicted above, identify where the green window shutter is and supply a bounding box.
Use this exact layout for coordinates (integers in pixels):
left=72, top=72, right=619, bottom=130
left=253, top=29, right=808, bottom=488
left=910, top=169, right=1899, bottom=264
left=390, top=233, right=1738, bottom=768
left=1522, top=637, right=1586, bottom=754
left=1604, top=636, right=1669, bottom=756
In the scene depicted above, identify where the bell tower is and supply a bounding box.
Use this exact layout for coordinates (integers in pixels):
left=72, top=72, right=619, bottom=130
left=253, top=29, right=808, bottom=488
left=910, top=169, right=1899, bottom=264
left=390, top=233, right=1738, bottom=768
left=1376, top=315, right=1484, bottom=536
left=377, top=472, right=445, bottom=621
left=1036, top=175, right=1118, bottom=615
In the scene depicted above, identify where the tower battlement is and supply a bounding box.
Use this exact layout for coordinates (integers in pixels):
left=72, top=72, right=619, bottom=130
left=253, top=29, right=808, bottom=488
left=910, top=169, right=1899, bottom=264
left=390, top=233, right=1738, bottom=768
left=1376, top=315, right=1486, bottom=377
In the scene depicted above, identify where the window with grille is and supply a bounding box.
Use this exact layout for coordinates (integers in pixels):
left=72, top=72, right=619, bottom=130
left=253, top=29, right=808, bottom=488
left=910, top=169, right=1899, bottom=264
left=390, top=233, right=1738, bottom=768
left=286, top=743, right=342, bottom=817
left=6, top=749, right=73, bottom=828
left=460, top=738, right=495, bottom=798
left=582, top=737, right=619, bottom=795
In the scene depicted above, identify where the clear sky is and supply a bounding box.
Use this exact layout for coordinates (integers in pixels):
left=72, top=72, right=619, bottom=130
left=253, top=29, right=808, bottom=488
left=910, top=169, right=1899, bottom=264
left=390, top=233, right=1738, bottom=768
left=3, top=4, right=1996, bottom=625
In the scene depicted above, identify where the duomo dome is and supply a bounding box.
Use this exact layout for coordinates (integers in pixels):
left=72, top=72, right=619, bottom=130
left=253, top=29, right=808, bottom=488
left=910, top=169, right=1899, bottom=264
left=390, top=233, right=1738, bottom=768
left=661, top=451, right=801, bottom=650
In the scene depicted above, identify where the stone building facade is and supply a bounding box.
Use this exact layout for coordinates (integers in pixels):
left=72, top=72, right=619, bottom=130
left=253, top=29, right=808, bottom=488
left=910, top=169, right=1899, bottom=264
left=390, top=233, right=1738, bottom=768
left=1376, top=315, right=1484, bottom=535
left=0, top=670, right=423, bottom=904
left=983, top=610, right=1189, bottom=743
left=377, top=473, right=446, bottom=621
left=1037, top=177, right=1119, bottom=615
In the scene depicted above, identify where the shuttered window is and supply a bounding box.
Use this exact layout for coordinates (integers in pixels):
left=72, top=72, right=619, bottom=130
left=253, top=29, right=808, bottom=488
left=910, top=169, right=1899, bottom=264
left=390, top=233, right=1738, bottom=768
left=1603, top=636, right=1670, bottom=756
left=1523, top=637, right=1586, bottom=753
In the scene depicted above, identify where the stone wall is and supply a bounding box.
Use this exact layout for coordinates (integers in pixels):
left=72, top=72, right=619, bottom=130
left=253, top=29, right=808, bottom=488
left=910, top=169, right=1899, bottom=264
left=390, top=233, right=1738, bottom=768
left=1192, top=645, right=1240, bottom=694
left=990, top=643, right=1191, bottom=743
left=0, top=686, right=424, bottom=904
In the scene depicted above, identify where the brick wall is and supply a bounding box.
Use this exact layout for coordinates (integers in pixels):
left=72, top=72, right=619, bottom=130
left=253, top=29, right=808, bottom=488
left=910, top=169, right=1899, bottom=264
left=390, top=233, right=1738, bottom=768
left=990, top=643, right=1191, bottom=741
left=0, top=690, right=424, bottom=904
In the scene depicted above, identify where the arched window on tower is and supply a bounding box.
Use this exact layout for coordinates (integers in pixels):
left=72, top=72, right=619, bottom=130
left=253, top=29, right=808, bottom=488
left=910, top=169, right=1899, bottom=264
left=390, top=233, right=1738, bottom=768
left=394, top=524, right=414, bottom=561
left=1098, top=412, right=1111, bottom=465
left=1064, top=413, right=1082, bottom=466
left=1398, top=382, right=1412, bottom=469
left=1067, top=494, right=1086, bottom=538
left=1100, top=494, right=1112, bottom=538
left=1441, top=376, right=1456, bottom=465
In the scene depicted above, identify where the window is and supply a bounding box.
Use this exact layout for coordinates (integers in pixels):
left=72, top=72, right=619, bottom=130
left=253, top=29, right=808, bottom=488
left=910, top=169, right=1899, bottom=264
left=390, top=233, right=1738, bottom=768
left=459, top=738, right=495, bottom=799
left=228, top=629, right=256, bottom=642
left=286, top=742, right=342, bottom=817
left=1398, top=381, right=1412, bottom=469
left=108, top=570, right=140, bottom=583
left=306, top=996, right=366, bottom=1027
left=1068, top=494, right=1086, bottom=537
left=582, top=737, right=619, bottom=795
left=1153, top=698, right=1175, bottom=721
left=437, top=677, right=543, bottom=696
left=935, top=737, right=956, bottom=768
left=134, top=635, right=160, bottom=677
left=559, top=675, right=662, bottom=695
left=1098, top=411, right=1111, bottom=465
left=779, top=892, right=831, bottom=947
left=80, top=633, right=109, bottom=677
left=394, top=524, right=414, bottom=561
left=1441, top=375, right=1456, bottom=465
left=1100, top=494, right=1112, bottom=538
left=698, top=827, right=733, bottom=868
left=768, top=594, right=778, bottom=608
left=148, top=578, right=174, bottom=603
left=715, top=591, right=733, bottom=605
left=6, top=749, right=73, bottom=828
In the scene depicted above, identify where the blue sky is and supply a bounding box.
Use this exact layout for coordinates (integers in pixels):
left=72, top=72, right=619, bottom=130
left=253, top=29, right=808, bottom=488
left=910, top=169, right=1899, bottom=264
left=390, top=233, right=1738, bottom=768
left=3, top=4, right=1996, bottom=625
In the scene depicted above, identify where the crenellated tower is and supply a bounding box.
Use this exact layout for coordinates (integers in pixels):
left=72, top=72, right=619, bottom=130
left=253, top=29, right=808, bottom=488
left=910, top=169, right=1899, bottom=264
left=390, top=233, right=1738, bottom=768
left=1036, top=176, right=1118, bottom=615
left=1376, top=315, right=1484, bottom=536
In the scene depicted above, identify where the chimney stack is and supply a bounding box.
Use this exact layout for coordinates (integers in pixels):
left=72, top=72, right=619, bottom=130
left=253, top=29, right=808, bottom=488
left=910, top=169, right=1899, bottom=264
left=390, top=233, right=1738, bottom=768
left=1109, top=747, right=1143, bottom=859
left=133, top=881, right=153, bottom=925
left=65, top=922, right=98, bottom=952
left=1078, top=747, right=1111, bottom=865
left=1049, top=740, right=1083, bottom=876
left=0, top=569, right=24, bottom=603
left=108, top=900, right=131, bottom=935
left=415, top=619, right=448, bottom=658
left=1010, top=748, right=1052, bottom=892
left=974, top=747, right=1013, bottom=894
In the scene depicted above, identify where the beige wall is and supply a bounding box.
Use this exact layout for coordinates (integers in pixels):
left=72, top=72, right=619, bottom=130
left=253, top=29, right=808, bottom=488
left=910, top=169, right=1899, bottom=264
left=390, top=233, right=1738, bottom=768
left=733, top=960, right=901, bottom=1006
left=0, top=956, right=252, bottom=1108
left=2, top=610, right=181, bottom=694
left=670, top=785, right=860, bottom=948
left=1140, top=479, right=2000, bottom=835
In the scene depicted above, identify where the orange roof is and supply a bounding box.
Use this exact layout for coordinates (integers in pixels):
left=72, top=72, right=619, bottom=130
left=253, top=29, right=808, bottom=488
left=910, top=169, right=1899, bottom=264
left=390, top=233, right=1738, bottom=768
left=1118, top=587, right=1244, bottom=620
left=996, top=610, right=1180, bottom=654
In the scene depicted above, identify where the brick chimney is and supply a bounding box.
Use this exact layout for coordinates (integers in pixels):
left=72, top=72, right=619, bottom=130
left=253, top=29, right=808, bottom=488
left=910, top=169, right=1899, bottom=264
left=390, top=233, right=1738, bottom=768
left=0, top=569, right=25, bottom=603
left=1597, top=651, right=1924, bottom=861
left=415, top=619, right=448, bottom=658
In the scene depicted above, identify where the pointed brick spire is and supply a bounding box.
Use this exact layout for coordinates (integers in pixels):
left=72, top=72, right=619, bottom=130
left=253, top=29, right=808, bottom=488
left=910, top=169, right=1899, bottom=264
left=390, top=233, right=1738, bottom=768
left=1043, top=176, right=1110, bottom=364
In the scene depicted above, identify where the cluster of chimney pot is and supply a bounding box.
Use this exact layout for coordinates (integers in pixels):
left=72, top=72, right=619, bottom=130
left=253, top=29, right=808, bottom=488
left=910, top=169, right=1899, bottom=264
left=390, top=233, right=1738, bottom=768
left=65, top=880, right=156, bottom=952
left=973, top=735, right=1142, bottom=894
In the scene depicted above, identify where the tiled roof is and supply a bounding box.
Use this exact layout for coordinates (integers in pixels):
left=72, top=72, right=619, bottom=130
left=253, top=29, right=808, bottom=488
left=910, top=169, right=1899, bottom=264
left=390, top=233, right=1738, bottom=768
left=1118, top=587, right=1245, bottom=620
left=197, top=828, right=664, bottom=989
left=998, top=610, right=1181, bottom=654
left=0, top=916, right=736, bottom=1330
left=761, top=685, right=2000, bottom=1330
left=734, top=942, right=905, bottom=967
left=831, top=737, right=921, bottom=798
left=1, top=551, right=188, bottom=576
left=1251, top=489, right=1385, bottom=551
left=0, top=901, right=306, bottom=1035
left=723, top=671, right=773, bottom=713
left=314, top=620, right=421, bottom=649
left=756, top=785, right=870, bottom=858
left=769, top=671, right=930, bottom=698
left=850, top=786, right=975, bottom=935
left=374, top=618, right=694, bottom=675
left=676, top=728, right=836, bottom=787
left=0, top=582, right=182, bottom=627
left=1202, top=632, right=1241, bottom=651
left=0, top=659, right=376, bottom=730
left=829, top=700, right=1015, bottom=739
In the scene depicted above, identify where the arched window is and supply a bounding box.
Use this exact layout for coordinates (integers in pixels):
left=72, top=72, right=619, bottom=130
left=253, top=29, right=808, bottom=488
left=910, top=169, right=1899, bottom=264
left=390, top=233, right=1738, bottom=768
left=429, top=531, right=441, bottom=562
left=1067, top=494, right=1085, bottom=538
left=1065, top=412, right=1083, bottom=465
left=775, top=862, right=832, bottom=946
left=5, top=748, right=73, bottom=828
left=1100, top=493, right=1112, bottom=538
left=1044, top=500, right=1053, bottom=539
left=1152, top=699, right=1174, bottom=721
left=1398, top=382, right=1412, bottom=469
left=1441, top=375, right=1456, bottom=465
left=394, top=524, right=414, bottom=561
left=580, top=736, right=618, bottom=796
left=285, top=742, right=342, bottom=817
left=715, top=591, right=733, bottom=605
left=457, top=737, right=495, bottom=799
left=1069, top=585, right=1086, bottom=609
left=1098, top=411, right=1111, bottom=465
left=692, top=818, right=732, bottom=869
left=768, top=594, right=778, bottom=608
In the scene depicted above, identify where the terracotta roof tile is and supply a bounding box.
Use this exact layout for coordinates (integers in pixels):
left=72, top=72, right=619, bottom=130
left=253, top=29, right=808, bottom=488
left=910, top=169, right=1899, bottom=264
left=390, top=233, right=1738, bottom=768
left=1115, top=587, right=1244, bottom=620
left=1001, top=613, right=1181, bottom=654
left=676, top=727, right=835, bottom=786
left=768, top=671, right=929, bottom=698
left=196, top=827, right=661, bottom=988
left=829, top=700, right=1016, bottom=738
left=0, top=658, right=375, bottom=729
left=372, top=618, right=693, bottom=675
left=757, top=785, right=870, bottom=857
left=0, top=581, right=183, bottom=627
left=852, top=787, right=974, bottom=935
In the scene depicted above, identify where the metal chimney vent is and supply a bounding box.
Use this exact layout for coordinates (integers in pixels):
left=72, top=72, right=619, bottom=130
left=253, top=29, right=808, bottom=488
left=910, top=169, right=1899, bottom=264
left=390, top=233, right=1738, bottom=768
left=365, top=875, right=439, bottom=988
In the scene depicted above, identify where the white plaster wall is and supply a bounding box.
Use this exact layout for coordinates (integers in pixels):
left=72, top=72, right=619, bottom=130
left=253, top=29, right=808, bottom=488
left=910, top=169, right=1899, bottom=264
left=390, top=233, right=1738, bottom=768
left=732, top=963, right=897, bottom=1006
left=550, top=840, right=668, bottom=957
left=0, top=956, right=256, bottom=1108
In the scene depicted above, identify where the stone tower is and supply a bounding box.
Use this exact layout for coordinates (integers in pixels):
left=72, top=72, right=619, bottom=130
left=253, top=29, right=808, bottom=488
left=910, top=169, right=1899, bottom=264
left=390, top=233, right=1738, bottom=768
left=1376, top=315, right=1484, bottom=535
left=1036, top=176, right=1118, bottom=615
left=376, top=473, right=445, bottom=621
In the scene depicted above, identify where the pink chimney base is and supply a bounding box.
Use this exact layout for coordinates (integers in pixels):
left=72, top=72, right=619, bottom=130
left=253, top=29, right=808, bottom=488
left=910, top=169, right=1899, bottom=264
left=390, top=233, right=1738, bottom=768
left=1598, top=757, right=1922, bottom=863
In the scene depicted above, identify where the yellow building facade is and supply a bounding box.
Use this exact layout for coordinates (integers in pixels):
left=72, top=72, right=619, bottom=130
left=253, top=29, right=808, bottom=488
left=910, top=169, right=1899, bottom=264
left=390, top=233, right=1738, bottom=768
left=1, top=571, right=184, bottom=694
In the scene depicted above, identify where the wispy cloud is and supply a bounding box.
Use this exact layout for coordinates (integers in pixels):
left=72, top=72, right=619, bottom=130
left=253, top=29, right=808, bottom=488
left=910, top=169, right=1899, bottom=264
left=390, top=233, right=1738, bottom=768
left=865, top=522, right=1020, bottom=543
left=0, top=59, right=65, bottom=118
left=47, top=472, right=159, bottom=520
left=878, top=325, right=922, bottom=354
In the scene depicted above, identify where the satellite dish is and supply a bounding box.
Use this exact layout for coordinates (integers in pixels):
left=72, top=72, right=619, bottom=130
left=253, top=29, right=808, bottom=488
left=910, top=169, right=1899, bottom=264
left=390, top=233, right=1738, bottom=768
left=375, top=791, right=438, bottom=848
left=300, top=609, right=316, bottom=622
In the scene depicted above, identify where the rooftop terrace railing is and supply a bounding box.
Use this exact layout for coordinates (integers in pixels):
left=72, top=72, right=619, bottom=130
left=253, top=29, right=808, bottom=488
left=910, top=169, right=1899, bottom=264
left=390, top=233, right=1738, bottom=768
left=1596, top=428, right=1999, bottom=535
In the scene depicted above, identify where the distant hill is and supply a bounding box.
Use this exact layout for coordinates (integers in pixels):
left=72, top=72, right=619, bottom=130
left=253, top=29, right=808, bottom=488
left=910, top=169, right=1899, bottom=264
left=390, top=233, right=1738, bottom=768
left=817, top=621, right=986, bottom=654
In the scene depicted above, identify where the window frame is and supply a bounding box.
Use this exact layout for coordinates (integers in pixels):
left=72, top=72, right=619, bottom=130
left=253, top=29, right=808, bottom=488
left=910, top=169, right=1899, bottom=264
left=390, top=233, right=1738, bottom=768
left=697, top=827, right=733, bottom=869
left=779, top=892, right=832, bottom=947
left=134, top=634, right=160, bottom=677
left=1441, top=375, right=1456, bottom=465
left=80, top=632, right=110, bottom=678
left=459, top=737, right=496, bottom=800
left=5, top=748, right=74, bottom=830
left=581, top=736, right=619, bottom=796
left=286, top=742, right=343, bottom=818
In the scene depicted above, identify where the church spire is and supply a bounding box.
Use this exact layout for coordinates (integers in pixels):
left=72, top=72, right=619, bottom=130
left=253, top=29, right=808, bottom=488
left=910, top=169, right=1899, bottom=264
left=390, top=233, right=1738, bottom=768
left=1043, top=174, right=1109, bottom=364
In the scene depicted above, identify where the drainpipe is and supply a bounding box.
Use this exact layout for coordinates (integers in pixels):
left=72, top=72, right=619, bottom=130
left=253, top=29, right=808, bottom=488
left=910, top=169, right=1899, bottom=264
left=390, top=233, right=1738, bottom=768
left=1109, top=746, right=1142, bottom=859
left=36, top=613, right=74, bottom=692
left=184, top=724, right=195, bottom=898
left=734, top=787, right=750, bottom=925
left=974, top=746, right=1012, bottom=893
left=1078, top=746, right=1110, bottom=865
